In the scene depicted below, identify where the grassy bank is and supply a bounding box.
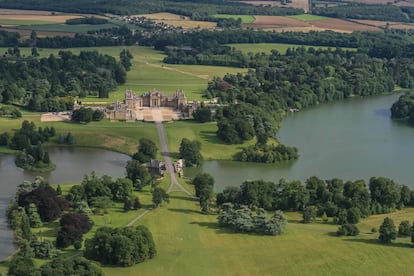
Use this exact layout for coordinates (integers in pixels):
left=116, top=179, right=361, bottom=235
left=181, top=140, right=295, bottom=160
left=164, top=121, right=256, bottom=160
left=0, top=116, right=159, bottom=155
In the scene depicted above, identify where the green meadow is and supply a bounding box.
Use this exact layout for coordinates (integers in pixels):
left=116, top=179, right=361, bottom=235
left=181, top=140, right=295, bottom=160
left=0, top=115, right=158, bottom=155
left=164, top=121, right=256, bottom=160
left=230, top=42, right=356, bottom=55
left=288, top=14, right=330, bottom=21
left=212, top=14, right=256, bottom=24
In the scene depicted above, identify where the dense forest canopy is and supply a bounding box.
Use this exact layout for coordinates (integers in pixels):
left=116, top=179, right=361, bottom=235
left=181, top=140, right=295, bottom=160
left=0, top=50, right=127, bottom=112
left=314, top=4, right=414, bottom=23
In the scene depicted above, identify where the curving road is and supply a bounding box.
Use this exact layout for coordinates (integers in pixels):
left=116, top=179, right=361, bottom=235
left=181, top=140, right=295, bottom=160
left=155, top=122, right=192, bottom=195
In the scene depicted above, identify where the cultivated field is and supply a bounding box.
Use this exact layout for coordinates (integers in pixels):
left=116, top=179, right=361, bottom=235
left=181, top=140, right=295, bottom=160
left=230, top=42, right=356, bottom=55
left=238, top=0, right=310, bottom=12
left=350, top=19, right=414, bottom=30
left=0, top=27, right=76, bottom=38
left=16, top=23, right=119, bottom=34
left=247, top=15, right=380, bottom=32
left=0, top=9, right=82, bottom=26
left=137, top=12, right=216, bottom=29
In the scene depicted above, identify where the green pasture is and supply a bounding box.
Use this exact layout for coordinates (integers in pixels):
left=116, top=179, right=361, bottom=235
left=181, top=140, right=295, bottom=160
left=288, top=14, right=330, bottom=21
left=164, top=121, right=255, bottom=160
left=0, top=19, right=53, bottom=26
left=16, top=23, right=119, bottom=34
left=0, top=46, right=246, bottom=102
left=103, top=194, right=414, bottom=275
left=212, top=14, right=255, bottom=24
left=230, top=43, right=356, bottom=55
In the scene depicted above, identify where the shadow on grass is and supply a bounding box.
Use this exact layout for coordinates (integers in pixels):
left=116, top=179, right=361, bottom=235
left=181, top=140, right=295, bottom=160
left=168, top=208, right=202, bottom=215
left=189, top=221, right=231, bottom=234
left=199, top=130, right=232, bottom=145
left=344, top=238, right=413, bottom=249
left=169, top=194, right=198, bottom=202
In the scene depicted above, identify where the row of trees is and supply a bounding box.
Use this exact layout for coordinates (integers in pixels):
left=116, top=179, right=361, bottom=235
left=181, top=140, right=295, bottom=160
left=216, top=176, right=413, bottom=225
left=314, top=4, right=414, bottom=23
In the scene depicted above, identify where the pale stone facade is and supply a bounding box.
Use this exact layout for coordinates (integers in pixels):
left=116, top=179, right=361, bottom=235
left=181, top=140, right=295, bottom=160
left=106, top=89, right=189, bottom=121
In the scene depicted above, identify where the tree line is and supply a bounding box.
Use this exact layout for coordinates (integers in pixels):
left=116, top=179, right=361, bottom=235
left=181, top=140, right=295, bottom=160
left=314, top=4, right=414, bottom=23
left=216, top=176, right=413, bottom=226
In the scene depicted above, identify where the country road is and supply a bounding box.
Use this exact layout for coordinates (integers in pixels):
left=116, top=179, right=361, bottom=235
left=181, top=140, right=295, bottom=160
left=155, top=122, right=192, bottom=195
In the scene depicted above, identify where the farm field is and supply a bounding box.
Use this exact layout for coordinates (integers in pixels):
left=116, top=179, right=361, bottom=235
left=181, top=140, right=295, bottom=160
left=288, top=14, right=329, bottom=21
left=247, top=15, right=381, bottom=32
left=230, top=42, right=356, bottom=55
left=238, top=0, right=310, bottom=12
left=137, top=12, right=216, bottom=29
left=15, top=23, right=119, bottom=34
left=0, top=46, right=247, bottom=102
left=350, top=19, right=414, bottom=30
left=212, top=14, right=255, bottom=23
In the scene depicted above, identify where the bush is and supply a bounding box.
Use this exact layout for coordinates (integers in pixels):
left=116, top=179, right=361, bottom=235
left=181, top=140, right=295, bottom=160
left=398, top=220, right=410, bottom=236
left=336, top=224, right=359, bottom=236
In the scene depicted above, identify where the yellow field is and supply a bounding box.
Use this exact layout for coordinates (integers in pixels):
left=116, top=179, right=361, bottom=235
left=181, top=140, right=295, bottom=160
left=137, top=12, right=216, bottom=29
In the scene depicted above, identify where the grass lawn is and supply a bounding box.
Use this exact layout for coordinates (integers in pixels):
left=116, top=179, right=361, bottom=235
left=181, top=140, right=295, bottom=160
left=164, top=121, right=256, bottom=160
left=288, top=14, right=330, bottom=21
left=212, top=14, right=255, bottom=24
left=102, top=194, right=414, bottom=275
left=230, top=42, right=356, bottom=55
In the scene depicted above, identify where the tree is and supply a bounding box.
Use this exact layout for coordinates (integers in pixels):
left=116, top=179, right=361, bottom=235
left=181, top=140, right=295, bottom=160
left=302, top=206, right=317, bottom=223
left=40, top=257, right=103, bottom=276
left=28, top=203, right=43, bottom=228
left=193, top=173, right=215, bottom=213
left=133, top=196, right=141, bottom=210
left=123, top=197, right=132, bottom=212
left=126, top=160, right=152, bottom=190
left=152, top=186, right=169, bottom=207
left=192, top=105, right=212, bottom=123
left=133, top=138, right=158, bottom=163
left=179, top=138, right=203, bottom=166
left=8, top=254, right=36, bottom=276
left=379, top=217, right=397, bottom=243
left=398, top=220, right=410, bottom=237
left=56, top=184, right=62, bottom=195
left=84, top=225, right=156, bottom=267
left=337, top=224, right=359, bottom=236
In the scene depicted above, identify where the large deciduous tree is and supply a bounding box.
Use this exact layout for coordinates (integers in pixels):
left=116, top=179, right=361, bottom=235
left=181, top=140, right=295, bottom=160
left=379, top=217, right=397, bottom=243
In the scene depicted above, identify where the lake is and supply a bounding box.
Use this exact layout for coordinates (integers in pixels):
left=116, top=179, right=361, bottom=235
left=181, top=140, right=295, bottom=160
left=0, top=148, right=130, bottom=259
left=194, top=93, right=414, bottom=191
